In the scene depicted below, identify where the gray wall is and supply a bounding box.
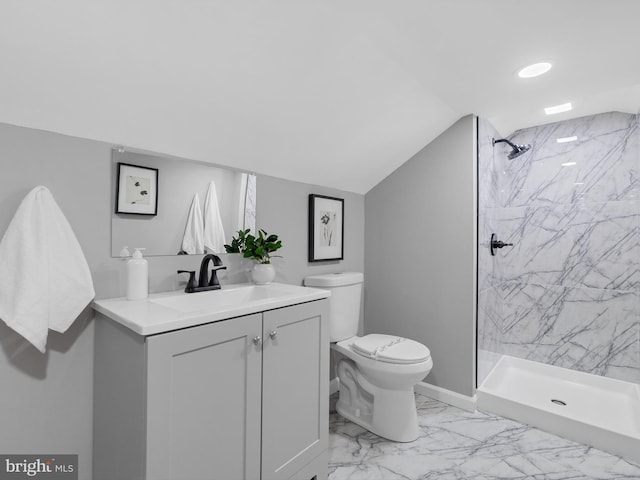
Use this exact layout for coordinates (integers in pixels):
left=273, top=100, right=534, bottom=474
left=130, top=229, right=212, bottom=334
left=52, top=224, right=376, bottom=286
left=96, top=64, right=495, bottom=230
left=256, top=174, right=365, bottom=286
left=364, top=115, right=477, bottom=397
left=0, top=122, right=364, bottom=478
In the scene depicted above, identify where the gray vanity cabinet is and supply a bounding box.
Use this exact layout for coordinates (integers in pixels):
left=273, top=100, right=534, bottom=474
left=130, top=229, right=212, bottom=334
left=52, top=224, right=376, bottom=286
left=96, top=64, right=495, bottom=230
left=145, top=313, right=263, bottom=480
left=93, top=299, right=329, bottom=480
left=261, top=304, right=329, bottom=480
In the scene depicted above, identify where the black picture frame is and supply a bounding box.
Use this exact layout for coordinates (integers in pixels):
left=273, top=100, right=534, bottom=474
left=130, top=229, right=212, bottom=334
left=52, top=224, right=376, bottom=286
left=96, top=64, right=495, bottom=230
left=115, top=162, right=159, bottom=216
left=308, top=194, right=344, bottom=262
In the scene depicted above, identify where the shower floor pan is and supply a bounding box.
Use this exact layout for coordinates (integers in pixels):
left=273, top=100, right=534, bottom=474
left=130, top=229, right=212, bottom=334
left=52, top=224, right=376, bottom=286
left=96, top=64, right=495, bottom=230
left=477, top=355, right=640, bottom=464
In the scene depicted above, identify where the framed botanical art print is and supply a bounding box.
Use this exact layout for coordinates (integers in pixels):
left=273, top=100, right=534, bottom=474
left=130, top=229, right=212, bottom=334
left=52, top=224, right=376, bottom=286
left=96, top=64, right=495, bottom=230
left=115, top=163, right=159, bottom=215
left=308, top=194, right=344, bottom=262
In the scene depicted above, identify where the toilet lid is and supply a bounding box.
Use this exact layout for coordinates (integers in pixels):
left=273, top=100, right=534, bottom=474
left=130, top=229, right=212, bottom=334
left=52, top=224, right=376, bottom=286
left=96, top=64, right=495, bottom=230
left=351, top=334, right=431, bottom=364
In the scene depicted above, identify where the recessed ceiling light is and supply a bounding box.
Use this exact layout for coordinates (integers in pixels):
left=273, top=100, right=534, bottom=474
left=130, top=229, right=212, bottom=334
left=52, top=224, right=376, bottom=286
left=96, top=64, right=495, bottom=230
left=556, top=136, right=578, bottom=143
left=561, top=161, right=577, bottom=167
left=518, top=62, right=552, bottom=78
left=545, top=102, right=572, bottom=115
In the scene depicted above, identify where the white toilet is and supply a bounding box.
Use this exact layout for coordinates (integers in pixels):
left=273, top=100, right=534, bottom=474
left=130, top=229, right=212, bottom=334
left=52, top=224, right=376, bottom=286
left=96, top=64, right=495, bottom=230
left=304, top=272, right=433, bottom=442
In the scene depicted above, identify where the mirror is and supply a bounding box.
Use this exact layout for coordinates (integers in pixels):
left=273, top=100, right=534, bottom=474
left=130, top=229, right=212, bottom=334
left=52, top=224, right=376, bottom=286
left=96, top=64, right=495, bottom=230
left=111, top=148, right=256, bottom=257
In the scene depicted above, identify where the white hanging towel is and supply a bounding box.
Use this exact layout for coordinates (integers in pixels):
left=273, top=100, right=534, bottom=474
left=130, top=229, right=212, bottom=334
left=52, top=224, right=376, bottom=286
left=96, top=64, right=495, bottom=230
left=0, top=186, right=95, bottom=353
left=237, top=173, right=256, bottom=233
left=203, top=181, right=226, bottom=253
left=181, top=193, right=204, bottom=254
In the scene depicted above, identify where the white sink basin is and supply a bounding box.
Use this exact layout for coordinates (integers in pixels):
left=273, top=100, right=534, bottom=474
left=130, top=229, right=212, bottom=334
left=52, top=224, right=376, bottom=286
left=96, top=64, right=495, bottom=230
left=150, top=284, right=305, bottom=313
left=93, top=282, right=330, bottom=336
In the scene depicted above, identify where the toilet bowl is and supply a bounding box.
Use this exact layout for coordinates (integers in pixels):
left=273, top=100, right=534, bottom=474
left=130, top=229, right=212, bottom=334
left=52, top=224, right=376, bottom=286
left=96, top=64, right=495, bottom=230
left=304, top=272, right=433, bottom=443
left=333, top=334, right=432, bottom=442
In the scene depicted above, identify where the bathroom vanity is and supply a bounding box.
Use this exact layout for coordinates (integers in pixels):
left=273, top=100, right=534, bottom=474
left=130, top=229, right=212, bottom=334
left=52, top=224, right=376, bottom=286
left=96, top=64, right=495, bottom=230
left=92, top=283, right=330, bottom=480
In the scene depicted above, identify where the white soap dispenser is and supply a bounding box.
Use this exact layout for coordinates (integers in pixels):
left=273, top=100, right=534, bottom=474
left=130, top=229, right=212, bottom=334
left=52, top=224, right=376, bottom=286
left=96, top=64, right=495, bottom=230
left=127, top=248, right=148, bottom=300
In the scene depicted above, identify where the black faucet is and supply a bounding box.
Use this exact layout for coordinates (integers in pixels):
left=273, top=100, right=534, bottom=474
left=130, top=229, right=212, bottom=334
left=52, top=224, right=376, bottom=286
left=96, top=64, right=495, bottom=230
left=178, top=254, right=227, bottom=293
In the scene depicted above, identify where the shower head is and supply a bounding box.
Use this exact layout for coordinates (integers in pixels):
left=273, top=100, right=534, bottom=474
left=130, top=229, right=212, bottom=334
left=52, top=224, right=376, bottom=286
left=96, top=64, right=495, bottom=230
left=492, top=138, right=532, bottom=160
left=507, top=143, right=532, bottom=160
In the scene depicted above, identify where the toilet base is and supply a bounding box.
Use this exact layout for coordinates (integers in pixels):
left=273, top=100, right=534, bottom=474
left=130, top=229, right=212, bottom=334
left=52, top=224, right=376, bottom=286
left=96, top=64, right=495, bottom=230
left=336, top=378, right=420, bottom=443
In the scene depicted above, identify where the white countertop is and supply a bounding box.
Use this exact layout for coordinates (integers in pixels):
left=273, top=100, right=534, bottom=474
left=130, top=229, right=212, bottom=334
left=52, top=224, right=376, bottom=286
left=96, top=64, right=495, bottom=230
left=92, top=282, right=330, bottom=336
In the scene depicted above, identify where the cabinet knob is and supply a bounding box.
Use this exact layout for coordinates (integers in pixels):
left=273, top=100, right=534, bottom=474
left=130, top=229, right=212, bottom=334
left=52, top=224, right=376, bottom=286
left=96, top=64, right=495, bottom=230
left=253, top=336, right=262, bottom=345
left=269, top=331, right=278, bottom=340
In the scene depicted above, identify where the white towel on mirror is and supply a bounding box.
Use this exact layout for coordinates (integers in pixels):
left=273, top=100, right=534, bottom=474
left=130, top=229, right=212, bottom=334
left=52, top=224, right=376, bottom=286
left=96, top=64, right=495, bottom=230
left=0, top=186, right=95, bottom=353
left=181, top=193, right=204, bottom=254
left=203, top=181, right=226, bottom=253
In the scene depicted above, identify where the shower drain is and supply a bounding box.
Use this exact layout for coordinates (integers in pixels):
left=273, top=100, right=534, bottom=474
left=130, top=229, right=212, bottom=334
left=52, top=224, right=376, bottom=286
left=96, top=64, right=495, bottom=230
left=551, top=399, right=567, bottom=406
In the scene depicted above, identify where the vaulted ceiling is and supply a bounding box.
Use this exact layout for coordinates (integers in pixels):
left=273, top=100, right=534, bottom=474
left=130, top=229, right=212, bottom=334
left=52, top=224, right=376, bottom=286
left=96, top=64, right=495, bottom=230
left=1, top=0, right=638, bottom=193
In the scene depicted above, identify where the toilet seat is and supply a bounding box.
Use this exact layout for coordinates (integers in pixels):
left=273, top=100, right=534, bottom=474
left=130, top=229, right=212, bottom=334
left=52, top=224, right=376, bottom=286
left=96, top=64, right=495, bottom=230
left=350, top=334, right=431, bottom=365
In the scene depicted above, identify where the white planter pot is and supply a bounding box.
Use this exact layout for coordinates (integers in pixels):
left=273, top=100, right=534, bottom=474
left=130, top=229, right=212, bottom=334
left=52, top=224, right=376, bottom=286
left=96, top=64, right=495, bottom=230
left=251, top=263, right=276, bottom=285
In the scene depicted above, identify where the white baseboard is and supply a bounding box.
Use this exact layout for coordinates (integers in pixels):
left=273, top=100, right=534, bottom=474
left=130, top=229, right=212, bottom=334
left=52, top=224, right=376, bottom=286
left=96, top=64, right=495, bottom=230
left=329, top=377, right=340, bottom=395
left=330, top=377, right=476, bottom=412
left=415, top=381, right=477, bottom=412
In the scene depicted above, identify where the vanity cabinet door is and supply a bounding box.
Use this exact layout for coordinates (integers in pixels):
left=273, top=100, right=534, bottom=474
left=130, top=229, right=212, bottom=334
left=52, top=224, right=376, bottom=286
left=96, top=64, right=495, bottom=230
left=145, top=314, right=263, bottom=480
left=261, top=301, right=329, bottom=480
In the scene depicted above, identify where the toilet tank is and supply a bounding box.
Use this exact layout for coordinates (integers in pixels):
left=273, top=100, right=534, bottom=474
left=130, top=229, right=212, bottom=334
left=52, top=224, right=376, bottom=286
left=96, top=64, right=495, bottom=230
left=304, top=272, right=363, bottom=342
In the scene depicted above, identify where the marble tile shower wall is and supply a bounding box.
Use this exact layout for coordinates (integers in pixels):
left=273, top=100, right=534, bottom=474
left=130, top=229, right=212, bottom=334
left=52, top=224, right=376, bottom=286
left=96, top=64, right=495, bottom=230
left=478, top=112, right=640, bottom=384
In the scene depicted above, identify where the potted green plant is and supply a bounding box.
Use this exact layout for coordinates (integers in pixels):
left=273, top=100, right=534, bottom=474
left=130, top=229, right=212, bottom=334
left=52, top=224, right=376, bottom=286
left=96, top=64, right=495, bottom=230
left=225, top=229, right=283, bottom=284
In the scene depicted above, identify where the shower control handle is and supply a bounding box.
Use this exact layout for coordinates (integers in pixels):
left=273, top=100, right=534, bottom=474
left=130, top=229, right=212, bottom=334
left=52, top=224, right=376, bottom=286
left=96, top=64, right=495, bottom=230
left=490, top=233, right=514, bottom=256
left=494, top=240, right=513, bottom=248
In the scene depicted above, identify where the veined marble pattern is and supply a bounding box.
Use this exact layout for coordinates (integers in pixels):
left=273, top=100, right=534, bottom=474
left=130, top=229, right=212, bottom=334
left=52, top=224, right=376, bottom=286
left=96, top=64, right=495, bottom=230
left=477, top=112, right=640, bottom=385
left=499, top=283, right=639, bottom=383
left=478, top=117, right=504, bottom=209
left=477, top=285, right=503, bottom=355
left=504, top=112, right=638, bottom=207
left=495, top=202, right=638, bottom=292
left=329, top=395, right=640, bottom=480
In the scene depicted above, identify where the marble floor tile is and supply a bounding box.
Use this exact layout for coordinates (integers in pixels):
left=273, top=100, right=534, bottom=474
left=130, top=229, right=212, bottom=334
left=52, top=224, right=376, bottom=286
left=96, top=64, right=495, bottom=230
left=329, top=394, right=640, bottom=480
